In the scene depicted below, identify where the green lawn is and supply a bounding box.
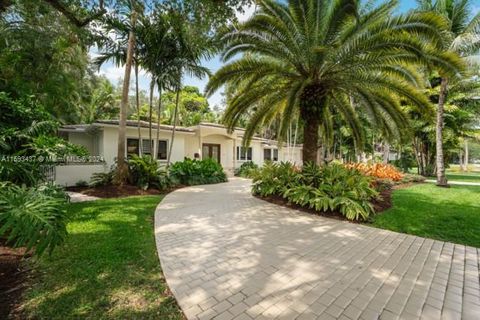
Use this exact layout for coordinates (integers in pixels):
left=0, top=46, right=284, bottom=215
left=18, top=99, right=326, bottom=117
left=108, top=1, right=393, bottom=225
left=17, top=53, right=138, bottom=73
left=371, top=184, right=480, bottom=247
left=445, top=171, right=480, bottom=183
left=22, top=196, right=183, bottom=320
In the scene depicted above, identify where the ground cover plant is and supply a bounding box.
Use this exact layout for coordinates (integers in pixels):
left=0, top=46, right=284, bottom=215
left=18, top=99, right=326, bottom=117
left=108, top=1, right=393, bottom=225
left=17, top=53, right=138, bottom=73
left=371, top=184, right=480, bottom=247
left=20, top=196, right=183, bottom=319
left=252, top=162, right=379, bottom=221
left=235, top=161, right=259, bottom=178
left=169, top=158, right=227, bottom=186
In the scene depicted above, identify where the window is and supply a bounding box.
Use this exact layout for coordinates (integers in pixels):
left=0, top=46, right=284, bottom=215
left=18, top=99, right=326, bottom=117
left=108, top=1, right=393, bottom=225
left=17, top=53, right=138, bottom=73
left=157, top=140, right=168, bottom=160
left=264, top=148, right=278, bottom=161
left=236, top=146, right=252, bottom=161
left=142, top=139, right=153, bottom=155
left=127, top=138, right=139, bottom=156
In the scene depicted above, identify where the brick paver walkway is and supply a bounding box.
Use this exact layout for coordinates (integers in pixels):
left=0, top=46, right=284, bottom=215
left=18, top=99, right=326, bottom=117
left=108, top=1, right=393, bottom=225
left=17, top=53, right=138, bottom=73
left=154, top=178, right=480, bottom=320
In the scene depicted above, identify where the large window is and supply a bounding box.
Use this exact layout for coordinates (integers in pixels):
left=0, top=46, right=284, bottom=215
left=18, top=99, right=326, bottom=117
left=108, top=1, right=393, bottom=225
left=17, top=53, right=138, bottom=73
left=127, top=138, right=157, bottom=157
left=264, top=148, right=278, bottom=161
left=157, top=140, right=168, bottom=160
left=236, top=146, right=252, bottom=161
left=142, top=139, right=153, bottom=155
left=127, top=138, right=139, bottom=156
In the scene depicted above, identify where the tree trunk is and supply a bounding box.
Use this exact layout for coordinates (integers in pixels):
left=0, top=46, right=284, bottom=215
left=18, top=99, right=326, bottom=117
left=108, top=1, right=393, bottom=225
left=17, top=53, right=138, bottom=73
left=464, top=139, right=469, bottom=171
left=167, top=86, right=181, bottom=169
left=148, top=77, right=155, bottom=156
left=383, top=142, right=390, bottom=164
left=135, top=62, right=142, bottom=156
left=302, top=115, right=319, bottom=164
left=436, top=77, right=449, bottom=187
left=114, top=9, right=136, bottom=185
left=155, top=85, right=162, bottom=160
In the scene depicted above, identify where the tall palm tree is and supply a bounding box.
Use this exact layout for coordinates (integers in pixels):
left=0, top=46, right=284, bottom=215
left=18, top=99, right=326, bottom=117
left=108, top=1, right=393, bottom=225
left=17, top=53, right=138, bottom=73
left=206, top=0, right=463, bottom=164
left=115, top=0, right=138, bottom=184
left=417, top=0, right=480, bottom=186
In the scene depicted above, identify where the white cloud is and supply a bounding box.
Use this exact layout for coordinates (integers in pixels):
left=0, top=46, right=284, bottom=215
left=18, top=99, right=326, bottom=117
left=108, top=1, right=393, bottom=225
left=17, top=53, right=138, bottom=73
left=236, top=4, right=256, bottom=22
left=98, top=65, right=125, bottom=83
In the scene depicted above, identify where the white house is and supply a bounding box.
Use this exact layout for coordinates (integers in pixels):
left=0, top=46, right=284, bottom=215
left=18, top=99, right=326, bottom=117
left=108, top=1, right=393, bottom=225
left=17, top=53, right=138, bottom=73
left=55, top=120, right=303, bottom=186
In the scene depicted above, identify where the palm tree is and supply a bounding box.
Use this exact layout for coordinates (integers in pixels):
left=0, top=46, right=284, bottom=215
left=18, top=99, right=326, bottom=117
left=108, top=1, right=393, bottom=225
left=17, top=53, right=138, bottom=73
left=114, top=0, right=138, bottom=184
left=165, top=12, right=212, bottom=168
left=416, top=0, right=480, bottom=186
left=206, top=0, right=463, bottom=164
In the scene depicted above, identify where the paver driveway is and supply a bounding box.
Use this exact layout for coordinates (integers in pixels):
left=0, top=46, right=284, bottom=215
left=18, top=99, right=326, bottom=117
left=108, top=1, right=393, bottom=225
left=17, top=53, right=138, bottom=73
left=154, top=178, right=480, bottom=320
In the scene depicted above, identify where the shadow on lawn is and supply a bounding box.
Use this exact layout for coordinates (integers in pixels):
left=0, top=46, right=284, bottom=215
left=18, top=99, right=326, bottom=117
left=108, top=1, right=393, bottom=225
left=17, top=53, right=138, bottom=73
left=21, top=196, right=184, bottom=320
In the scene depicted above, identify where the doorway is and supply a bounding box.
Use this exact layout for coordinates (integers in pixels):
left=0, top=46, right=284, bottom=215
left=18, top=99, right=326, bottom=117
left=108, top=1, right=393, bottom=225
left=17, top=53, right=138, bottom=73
left=202, top=143, right=221, bottom=163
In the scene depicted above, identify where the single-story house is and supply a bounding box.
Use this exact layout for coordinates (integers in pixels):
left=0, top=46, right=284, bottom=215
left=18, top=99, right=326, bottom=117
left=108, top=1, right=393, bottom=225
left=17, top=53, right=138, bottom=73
left=55, top=120, right=303, bottom=186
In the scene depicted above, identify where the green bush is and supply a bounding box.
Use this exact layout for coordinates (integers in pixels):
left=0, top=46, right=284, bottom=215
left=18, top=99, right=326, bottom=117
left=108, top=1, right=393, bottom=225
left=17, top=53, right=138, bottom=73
left=169, top=158, right=227, bottom=186
left=89, top=170, right=115, bottom=187
left=235, top=161, right=259, bottom=178
left=0, top=182, right=69, bottom=256
left=252, top=162, right=379, bottom=221
left=127, top=155, right=171, bottom=190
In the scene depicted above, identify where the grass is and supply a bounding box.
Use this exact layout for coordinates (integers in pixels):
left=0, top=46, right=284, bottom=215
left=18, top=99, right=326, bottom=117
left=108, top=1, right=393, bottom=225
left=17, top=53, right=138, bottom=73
left=371, top=184, right=480, bottom=247
left=21, top=196, right=183, bottom=320
left=445, top=171, right=480, bottom=183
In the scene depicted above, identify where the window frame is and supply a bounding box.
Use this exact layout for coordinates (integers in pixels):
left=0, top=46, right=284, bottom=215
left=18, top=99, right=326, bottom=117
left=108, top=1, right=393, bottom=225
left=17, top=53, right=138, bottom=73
left=236, top=146, right=252, bottom=161
left=157, top=139, right=168, bottom=160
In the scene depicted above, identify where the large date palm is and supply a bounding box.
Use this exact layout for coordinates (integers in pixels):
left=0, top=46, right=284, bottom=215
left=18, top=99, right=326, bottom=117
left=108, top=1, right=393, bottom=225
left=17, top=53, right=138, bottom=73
left=206, top=0, right=463, bottom=164
left=417, top=0, right=480, bottom=186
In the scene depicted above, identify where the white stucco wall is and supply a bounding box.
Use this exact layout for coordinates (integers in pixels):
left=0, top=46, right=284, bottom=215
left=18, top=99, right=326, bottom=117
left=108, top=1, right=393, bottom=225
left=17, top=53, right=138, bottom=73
left=55, top=163, right=107, bottom=187
left=100, top=126, right=191, bottom=167
left=202, top=134, right=235, bottom=171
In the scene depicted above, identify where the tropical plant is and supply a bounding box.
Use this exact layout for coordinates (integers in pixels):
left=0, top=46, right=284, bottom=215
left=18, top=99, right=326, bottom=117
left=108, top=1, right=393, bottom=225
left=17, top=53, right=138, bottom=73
left=0, top=182, right=69, bottom=256
left=416, top=0, right=480, bottom=186
left=127, top=154, right=171, bottom=190
left=206, top=0, right=463, bottom=164
left=235, top=161, right=259, bottom=178
left=252, top=162, right=378, bottom=220
left=169, top=158, right=227, bottom=185
left=345, top=163, right=404, bottom=181
left=89, top=170, right=115, bottom=187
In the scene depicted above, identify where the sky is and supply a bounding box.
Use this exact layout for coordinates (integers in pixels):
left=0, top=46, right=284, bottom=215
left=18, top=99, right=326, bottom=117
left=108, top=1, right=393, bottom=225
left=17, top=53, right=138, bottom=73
left=96, top=0, right=479, bottom=109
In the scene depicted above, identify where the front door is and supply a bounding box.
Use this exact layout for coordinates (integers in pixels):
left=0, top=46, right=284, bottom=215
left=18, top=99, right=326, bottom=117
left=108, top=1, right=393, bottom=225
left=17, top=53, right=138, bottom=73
left=202, top=143, right=221, bottom=163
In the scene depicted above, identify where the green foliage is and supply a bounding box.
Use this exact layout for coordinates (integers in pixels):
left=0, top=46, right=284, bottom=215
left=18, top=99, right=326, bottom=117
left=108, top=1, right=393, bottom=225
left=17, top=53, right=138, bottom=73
left=252, top=163, right=378, bottom=221
left=127, top=155, right=171, bottom=190
left=0, top=182, right=69, bottom=256
left=89, top=170, right=115, bottom=187
left=0, top=93, right=88, bottom=186
left=207, top=0, right=463, bottom=158
left=235, top=161, right=259, bottom=178
left=169, top=158, right=227, bottom=186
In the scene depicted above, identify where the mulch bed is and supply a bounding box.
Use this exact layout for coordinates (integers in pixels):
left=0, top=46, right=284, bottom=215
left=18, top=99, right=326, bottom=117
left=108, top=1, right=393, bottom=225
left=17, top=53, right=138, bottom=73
left=66, top=184, right=173, bottom=198
left=0, top=240, right=29, bottom=320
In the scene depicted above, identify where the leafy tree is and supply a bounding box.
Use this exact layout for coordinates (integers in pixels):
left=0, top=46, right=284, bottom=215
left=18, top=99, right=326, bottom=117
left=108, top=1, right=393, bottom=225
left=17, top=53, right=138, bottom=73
left=207, top=0, right=463, bottom=164
left=416, top=0, right=480, bottom=186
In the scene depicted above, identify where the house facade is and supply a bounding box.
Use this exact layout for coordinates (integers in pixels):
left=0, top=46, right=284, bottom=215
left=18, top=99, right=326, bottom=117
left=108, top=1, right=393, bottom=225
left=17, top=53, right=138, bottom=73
left=56, top=120, right=303, bottom=186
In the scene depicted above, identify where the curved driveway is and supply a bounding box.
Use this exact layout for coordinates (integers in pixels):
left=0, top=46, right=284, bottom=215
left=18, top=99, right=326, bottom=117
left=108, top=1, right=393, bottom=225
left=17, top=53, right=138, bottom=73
left=155, top=178, right=480, bottom=320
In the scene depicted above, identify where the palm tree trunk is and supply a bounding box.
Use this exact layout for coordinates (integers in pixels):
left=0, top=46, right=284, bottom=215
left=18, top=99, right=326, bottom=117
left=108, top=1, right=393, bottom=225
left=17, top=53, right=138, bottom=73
left=135, top=62, right=142, bottom=156
left=148, top=76, right=154, bottom=156
left=436, top=77, right=449, bottom=187
left=114, top=9, right=136, bottom=185
left=302, top=115, right=319, bottom=164
left=167, top=85, right=181, bottom=169
left=155, top=85, right=162, bottom=160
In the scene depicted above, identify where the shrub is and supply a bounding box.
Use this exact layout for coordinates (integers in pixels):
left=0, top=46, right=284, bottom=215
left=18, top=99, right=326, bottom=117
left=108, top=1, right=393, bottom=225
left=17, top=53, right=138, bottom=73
left=90, top=170, right=115, bottom=187
left=401, top=173, right=426, bottom=183
left=253, top=162, right=378, bottom=221
left=345, top=163, right=404, bottom=181
left=251, top=161, right=299, bottom=197
left=0, top=182, right=69, bottom=256
left=235, top=161, right=259, bottom=178
left=127, top=155, right=171, bottom=190
left=169, top=158, right=227, bottom=186
left=75, top=180, right=88, bottom=187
